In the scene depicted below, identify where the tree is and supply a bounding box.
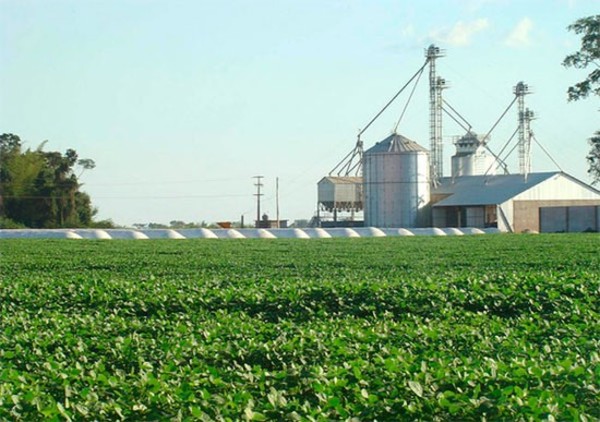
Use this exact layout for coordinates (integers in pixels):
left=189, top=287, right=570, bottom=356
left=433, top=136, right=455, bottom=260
left=0, top=133, right=21, bottom=155
left=0, top=134, right=45, bottom=224
left=588, top=132, right=600, bottom=184
left=563, top=15, right=600, bottom=183
left=77, top=158, right=96, bottom=177
left=563, top=15, right=600, bottom=101
left=0, top=133, right=101, bottom=228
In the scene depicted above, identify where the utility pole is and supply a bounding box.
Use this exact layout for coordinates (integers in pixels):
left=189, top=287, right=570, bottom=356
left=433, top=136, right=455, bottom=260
left=276, top=177, right=280, bottom=228
left=253, top=176, right=264, bottom=227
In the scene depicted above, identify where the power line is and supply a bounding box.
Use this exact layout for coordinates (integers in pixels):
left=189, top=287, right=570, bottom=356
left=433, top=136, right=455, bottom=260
left=2, top=193, right=249, bottom=200
left=86, top=177, right=244, bottom=187
left=1, top=176, right=246, bottom=190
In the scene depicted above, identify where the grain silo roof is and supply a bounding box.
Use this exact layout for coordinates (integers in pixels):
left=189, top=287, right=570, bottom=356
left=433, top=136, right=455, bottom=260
left=365, top=133, right=428, bottom=154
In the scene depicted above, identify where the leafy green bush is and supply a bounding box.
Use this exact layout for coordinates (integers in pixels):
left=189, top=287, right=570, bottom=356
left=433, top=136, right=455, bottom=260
left=0, top=216, right=27, bottom=229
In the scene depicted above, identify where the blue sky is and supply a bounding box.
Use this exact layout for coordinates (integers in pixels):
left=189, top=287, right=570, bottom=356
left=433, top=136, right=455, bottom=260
left=1, top=0, right=599, bottom=226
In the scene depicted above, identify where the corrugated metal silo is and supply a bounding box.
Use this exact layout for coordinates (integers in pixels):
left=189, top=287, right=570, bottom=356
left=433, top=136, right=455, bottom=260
left=364, top=133, right=431, bottom=228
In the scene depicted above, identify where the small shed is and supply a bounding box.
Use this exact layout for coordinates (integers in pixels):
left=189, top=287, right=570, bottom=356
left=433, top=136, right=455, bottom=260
left=317, top=176, right=363, bottom=212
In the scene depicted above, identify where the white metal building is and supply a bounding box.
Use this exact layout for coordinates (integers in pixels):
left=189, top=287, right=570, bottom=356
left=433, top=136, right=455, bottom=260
left=317, top=176, right=363, bottom=212
left=451, top=132, right=497, bottom=177
left=431, top=172, right=600, bottom=232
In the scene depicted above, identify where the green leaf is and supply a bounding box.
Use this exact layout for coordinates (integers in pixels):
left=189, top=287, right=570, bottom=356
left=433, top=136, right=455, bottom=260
left=408, top=381, right=423, bottom=398
left=190, top=406, right=203, bottom=417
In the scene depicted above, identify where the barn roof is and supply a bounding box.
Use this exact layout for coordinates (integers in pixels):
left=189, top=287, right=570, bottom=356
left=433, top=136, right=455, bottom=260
left=318, top=176, right=363, bottom=185
left=432, top=172, right=560, bottom=207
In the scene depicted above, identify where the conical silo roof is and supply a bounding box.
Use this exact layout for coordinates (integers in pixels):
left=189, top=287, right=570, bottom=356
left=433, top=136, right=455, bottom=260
left=365, top=133, right=428, bottom=154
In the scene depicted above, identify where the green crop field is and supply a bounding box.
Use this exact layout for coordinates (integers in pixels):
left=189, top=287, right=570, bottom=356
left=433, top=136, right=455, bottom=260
left=0, top=235, right=599, bottom=421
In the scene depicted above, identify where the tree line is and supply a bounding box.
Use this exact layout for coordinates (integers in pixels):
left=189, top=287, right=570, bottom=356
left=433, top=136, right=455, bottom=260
left=0, top=133, right=112, bottom=229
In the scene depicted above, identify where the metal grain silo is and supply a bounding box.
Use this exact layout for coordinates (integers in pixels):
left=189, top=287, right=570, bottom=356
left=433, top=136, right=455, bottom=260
left=451, top=132, right=497, bottom=177
left=364, top=133, right=431, bottom=228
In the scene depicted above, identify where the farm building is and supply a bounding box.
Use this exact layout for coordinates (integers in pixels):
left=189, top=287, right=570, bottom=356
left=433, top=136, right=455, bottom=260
left=318, top=130, right=600, bottom=232
left=357, top=133, right=600, bottom=232
left=317, top=176, right=363, bottom=212
left=316, top=45, right=600, bottom=233
left=316, top=176, right=363, bottom=226
left=430, top=172, right=600, bottom=232
left=319, top=132, right=600, bottom=232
